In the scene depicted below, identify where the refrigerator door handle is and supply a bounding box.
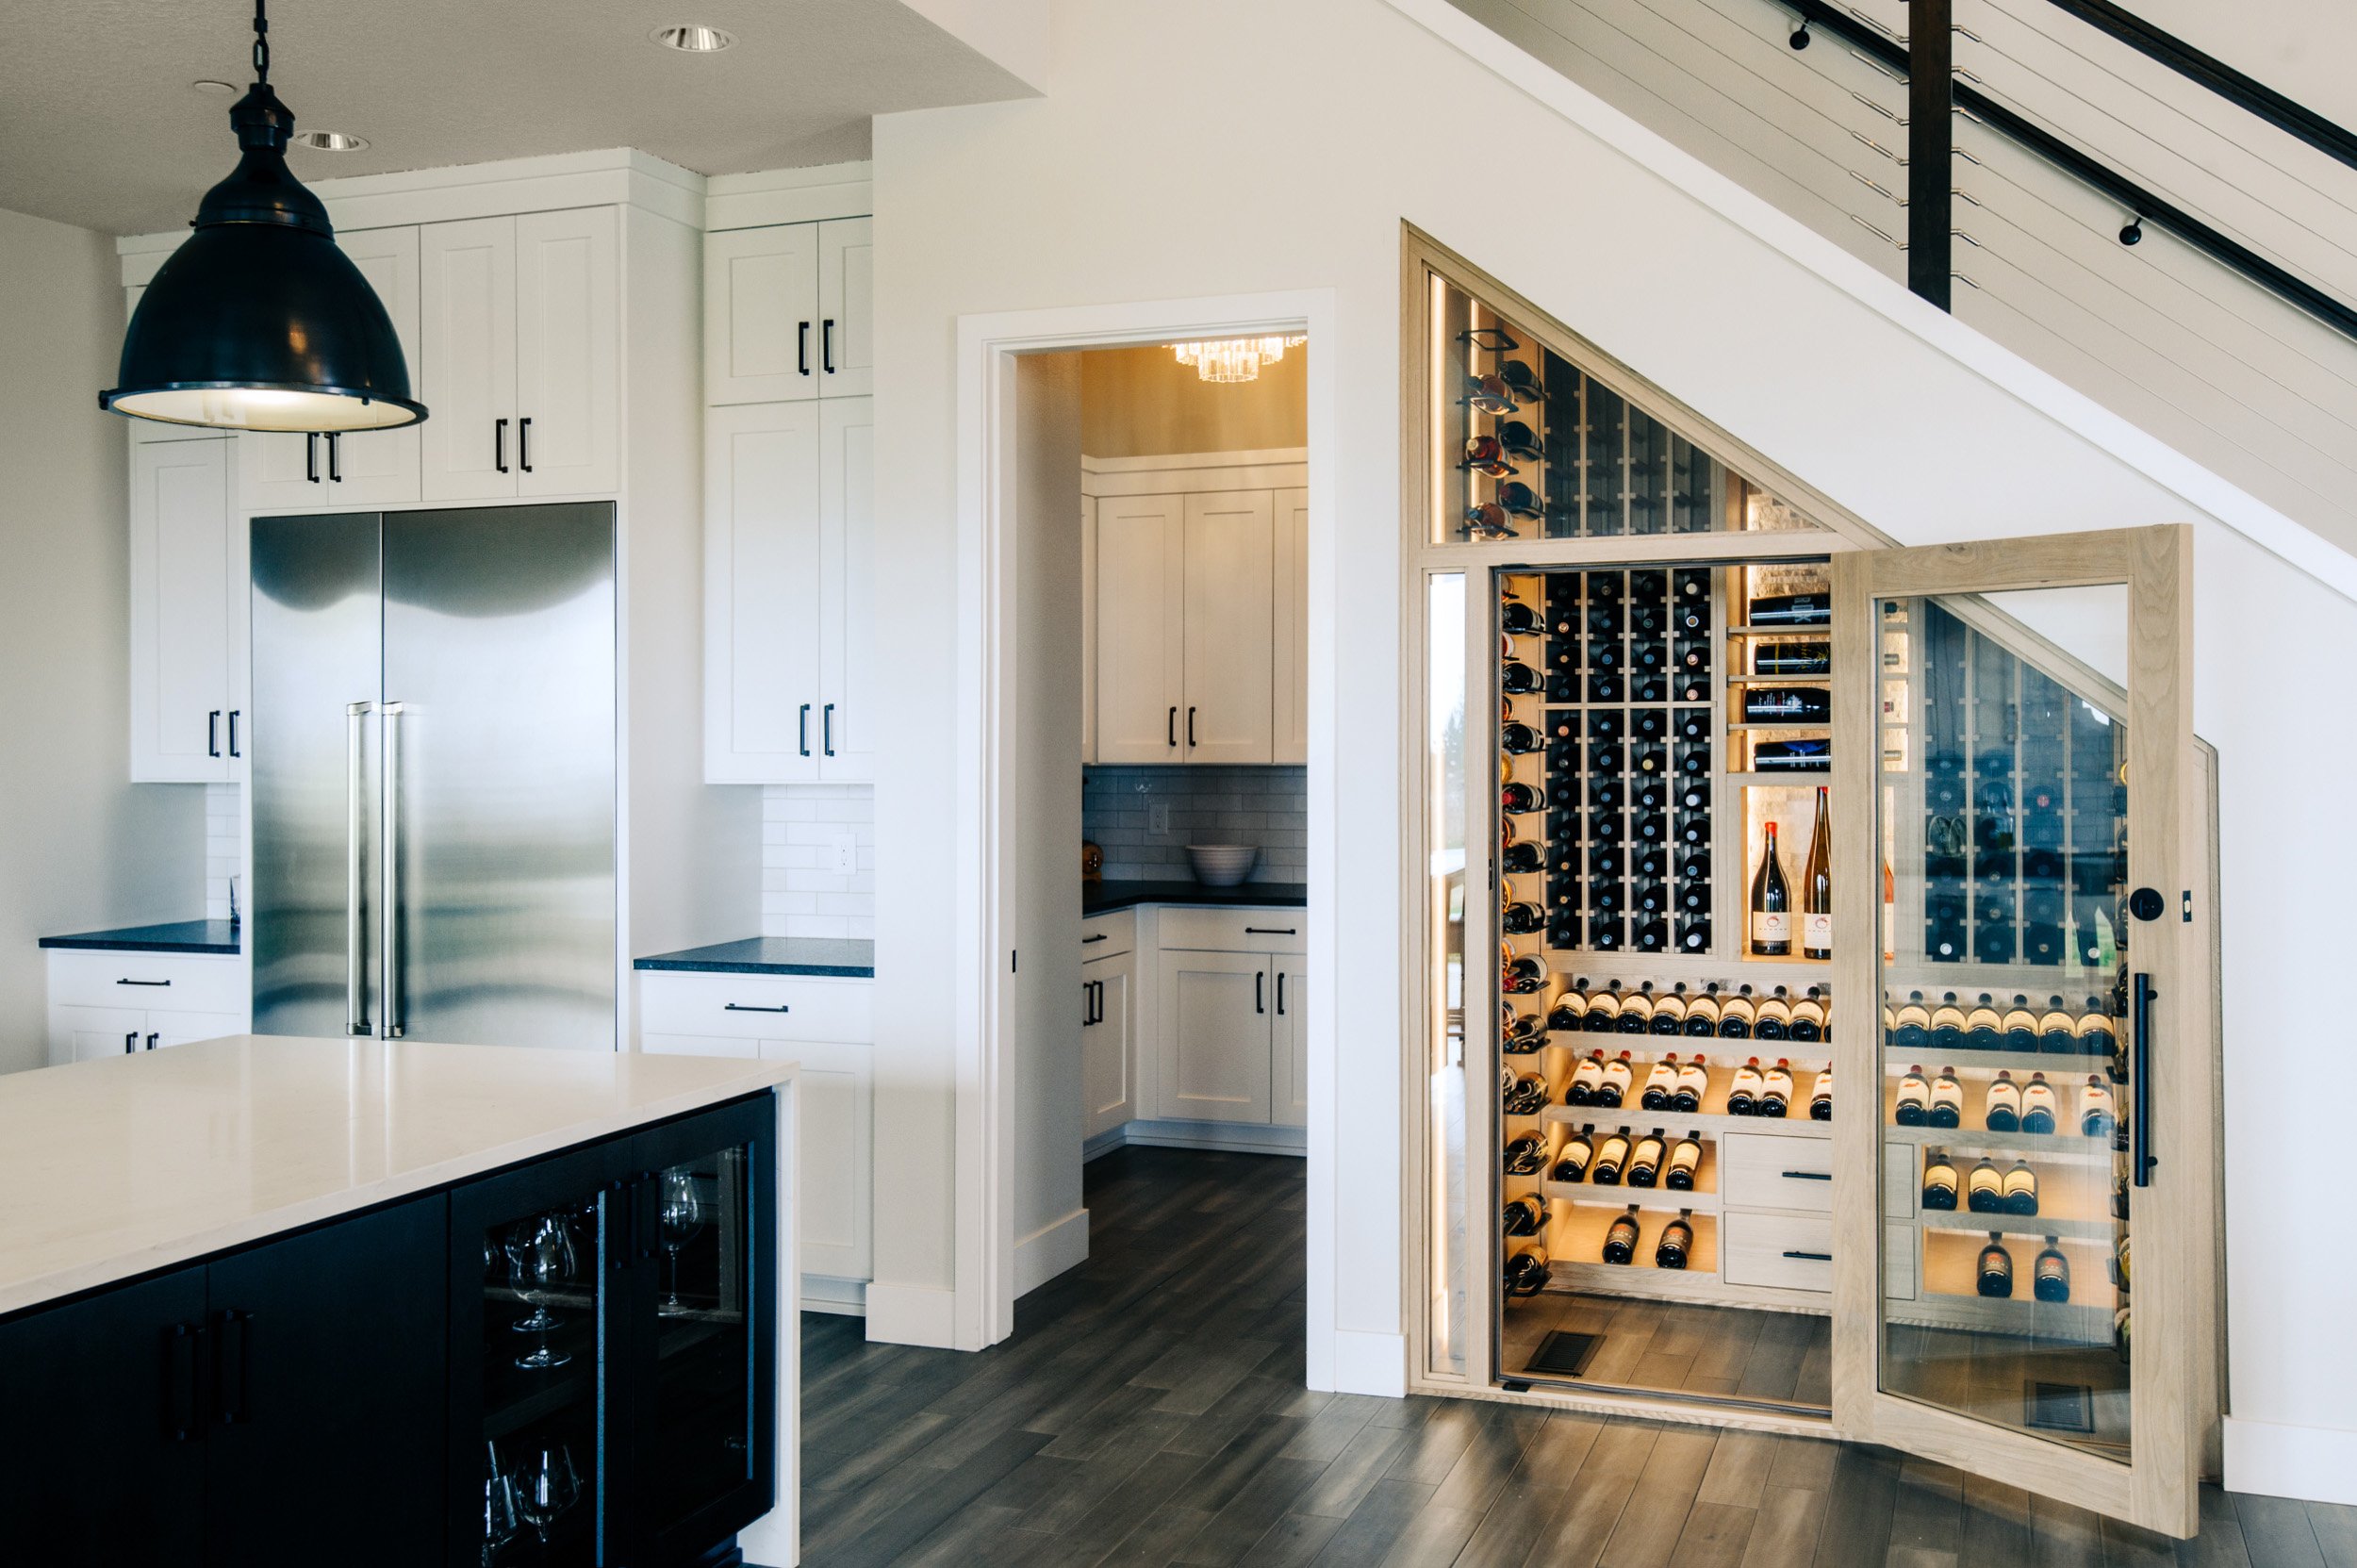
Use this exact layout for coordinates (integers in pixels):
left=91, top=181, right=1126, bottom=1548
left=346, top=701, right=374, bottom=1036
left=380, top=701, right=406, bottom=1039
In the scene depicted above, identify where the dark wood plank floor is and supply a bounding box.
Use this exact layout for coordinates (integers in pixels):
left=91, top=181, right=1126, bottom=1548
left=791, top=1147, right=2351, bottom=1567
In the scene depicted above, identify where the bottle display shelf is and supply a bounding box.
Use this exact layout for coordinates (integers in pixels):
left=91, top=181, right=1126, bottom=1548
left=1537, top=1174, right=1723, bottom=1216
left=1541, top=1100, right=1827, bottom=1143
left=1879, top=1047, right=2116, bottom=1075
left=1520, top=1200, right=1721, bottom=1281
left=1913, top=1208, right=2117, bottom=1242
left=1880, top=1118, right=2112, bottom=1164
left=1907, top=1230, right=2118, bottom=1343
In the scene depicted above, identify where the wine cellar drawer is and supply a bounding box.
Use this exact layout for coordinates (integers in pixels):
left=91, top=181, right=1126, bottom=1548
left=638, top=972, right=874, bottom=1043
left=1158, top=906, right=1306, bottom=954
left=1080, top=909, right=1135, bottom=960
left=1720, top=1132, right=1834, bottom=1213
left=1722, top=1212, right=1834, bottom=1293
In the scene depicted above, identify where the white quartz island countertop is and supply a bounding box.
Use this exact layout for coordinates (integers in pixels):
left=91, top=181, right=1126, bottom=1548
left=0, top=1035, right=794, bottom=1318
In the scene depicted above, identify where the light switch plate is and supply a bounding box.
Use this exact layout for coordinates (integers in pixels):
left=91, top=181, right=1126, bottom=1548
left=828, top=827, right=858, bottom=872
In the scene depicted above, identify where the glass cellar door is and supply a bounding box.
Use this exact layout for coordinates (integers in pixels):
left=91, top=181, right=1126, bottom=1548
left=1830, top=528, right=2199, bottom=1538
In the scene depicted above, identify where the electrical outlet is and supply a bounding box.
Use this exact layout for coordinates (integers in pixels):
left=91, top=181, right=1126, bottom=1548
left=828, top=827, right=858, bottom=872
left=1148, top=803, right=1171, bottom=834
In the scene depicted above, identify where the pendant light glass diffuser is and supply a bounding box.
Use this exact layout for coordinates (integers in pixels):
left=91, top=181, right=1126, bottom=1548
left=101, top=2, right=423, bottom=433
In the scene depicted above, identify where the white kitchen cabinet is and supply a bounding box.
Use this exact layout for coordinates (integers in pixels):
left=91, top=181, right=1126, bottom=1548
left=129, top=437, right=240, bottom=782
left=55, top=1005, right=150, bottom=1064
left=701, top=397, right=873, bottom=784
left=1270, top=956, right=1309, bottom=1129
left=1155, top=949, right=1275, bottom=1125
left=1181, top=491, right=1277, bottom=765
left=1273, top=487, right=1309, bottom=766
left=1080, top=948, right=1136, bottom=1140
left=703, top=218, right=872, bottom=405
left=239, top=226, right=423, bottom=512
left=46, top=950, right=250, bottom=1065
left=419, top=208, right=617, bottom=502
left=1092, top=494, right=1186, bottom=764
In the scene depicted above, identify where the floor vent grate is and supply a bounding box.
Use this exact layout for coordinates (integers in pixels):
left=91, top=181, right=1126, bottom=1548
left=2024, top=1379, right=2096, bottom=1433
left=1527, top=1330, right=1605, bottom=1378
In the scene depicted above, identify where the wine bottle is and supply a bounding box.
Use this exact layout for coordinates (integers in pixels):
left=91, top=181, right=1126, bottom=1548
left=1546, top=989, right=1588, bottom=1032
left=1503, top=1012, right=1547, bottom=1055
left=1497, top=481, right=1543, bottom=519
left=2038, top=996, right=2078, bottom=1054
left=1498, top=596, right=1542, bottom=635
left=1504, top=1131, right=1550, bottom=1175
left=1742, top=687, right=1833, bottom=722
left=1566, top=1051, right=1605, bottom=1106
left=1646, top=987, right=1685, bottom=1034
left=1504, top=950, right=1548, bottom=995
left=1750, top=823, right=1792, bottom=955
left=1967, top=1157, right=2003, bottom=1213
left=1719, top=985, right=1756, bottom=1038
left=1499, top=359, right=1546, bottom=399
left=1894, top=1065, right=1931, bottom=1126
left=1627, top=1132, right=1666, bottom=1188
left=1755, top=987, right=1792, bottom=1042
left=1464, top=502, right=1516, bottom=540
left=1640, top=1055, right=1678, bottom=1110
left=1499, top=419, right=1542, bottom=459
left=1500, top=721, right=1542, bottom=755
left=1984, top=1070, right=2021, bottom=1132
left=1503, top=1243, right=1551, bottom=1297
left=1468, top=434, right=1515, bottom=478
left=1965, top=995, right=2003, bottom=1052
left=1807, top=1066, right=1833, bottom=1121
left=1601, top=1211, right=1640, bottom=1264
left=1752, top=739, right=1831, bottom=771
left=2034, top=1239, right=2071, bottom=1303
left=2019, top=1072, right=2058, bottom=1134
left=1977, top=1235, right=2016, bottom=1298
left=1598, top=1051, right=1635, bottom=1108
left=1655, top=1215, right=1693, bottom=1270
left=1789, top=986, right=1828, bottom=1043
left=1683, top=986, right=1721, bottom=1036
left=1581, top=987, right=1620, bottom=1033
left=1501, top=902, right=1545, bottom=935
left=1892, top=991, right=1931, bottom=1051
left=1502, top=839, right=1544, bottom=874
left=1759, top=1059, right=1794, bottom=1118
left=1928, top=994, right=1967, bottom=1053
left=1673, top=1056, right=1709, bottom=1114
left=1929, top=1067, right=1964, bottom=1130
left=1614, top=989, right=1653, bottom=1035
left=1552, top=1129, right=1593, bottom=1182
left=2079, top=1076, right=2117, bottom=1137
left=1921, top=1148, right=1959, bottom=1211
left=1665, top=1135, right=1703, bottom=1191
left=1467, top=371, right=1518, bottom=415
left=1591, top=1131, right=1632, bottom=1186
left=1502, top=1194, right=1547, bottom=1237
left=1802, top=786, right=1833, bottom=959
left=1747, top=591, right=1832, bottom=626
left=2075, top=1002, right=2119, bottom=1061
left=2003, top=996, right=2040, bottom=1054
left=1499, top=660, right=1542, bottom=694
left=2003, top=1161, right=2039, bottom=1215
left=1727, top=1058, right=1764, bottom=1116
left=1754, top=641, right=1831, bottom=675
left=1501, top=780, right=1545, bottom=815
left=1502, top=1072, right=1550, bottom=1115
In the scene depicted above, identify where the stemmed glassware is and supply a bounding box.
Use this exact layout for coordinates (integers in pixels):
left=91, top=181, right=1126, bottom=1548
left=482, top=1441, right=520, bottom=1566
left=506, top=1213, right=577, bottom=1370
left=658, top=1165, right=707, bottom=1317
left=514, top=1443, right=581, bottom=1547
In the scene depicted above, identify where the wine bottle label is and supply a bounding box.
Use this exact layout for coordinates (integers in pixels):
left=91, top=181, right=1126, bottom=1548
left=1753, top=911, right=1793, bottom=943
left=1803, top=913, right=1832, bottom=948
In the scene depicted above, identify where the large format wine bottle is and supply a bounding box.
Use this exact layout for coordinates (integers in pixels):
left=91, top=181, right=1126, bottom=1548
left=1750, top=822, right=1792, bottom=955
left=1655, top=1215, right=1693, bottom=1270
left=1977, top=1236, right=2016, bottom=1298
left=1802, top=785, right=1833, bottom=960
left=1601, top=1212, right=1640, bottom=1265
left=1754, top=640, right=1831, bottom=675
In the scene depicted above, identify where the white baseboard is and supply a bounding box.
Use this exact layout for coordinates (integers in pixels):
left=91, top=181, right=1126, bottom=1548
left=1014, top=1206, right=1091, bottom=1297
left=1086, top=1118, right=1309, bottom=1160
left=2223, top=1414, right=2357, bottom=1506
left=1328, top=1329, right=1408, bottom=1398
left=800, top=1276, right=866, bottom=1316
left=863, top=1281, right=958, bottom=1347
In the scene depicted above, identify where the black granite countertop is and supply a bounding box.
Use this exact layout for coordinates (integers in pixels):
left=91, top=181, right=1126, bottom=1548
left=39, top=920, right=241, bottom=956
left=1082, top=881, right=1309, bottom=915
left=633, top=937, right=874, bottom=979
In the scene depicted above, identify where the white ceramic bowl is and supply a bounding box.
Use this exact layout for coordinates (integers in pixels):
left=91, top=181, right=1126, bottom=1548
left=1186, top=844, right=1260, bottom=887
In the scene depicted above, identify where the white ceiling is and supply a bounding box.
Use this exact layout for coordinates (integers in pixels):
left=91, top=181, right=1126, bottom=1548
left=1, top=0, right=1039, bottom=236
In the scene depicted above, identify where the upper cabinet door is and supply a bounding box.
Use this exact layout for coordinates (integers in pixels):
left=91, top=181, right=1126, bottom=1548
left=1093, top=494, right=1187, bottom=763
left=515, top=206, right=619, bottom=498
left=705, top=225, right=820, bottom=405
left=129, top=437, right=232, bottom=782
left=816, top=217, right=873, bottom=400
left=817, top=397, right=875, bottom=782
left=1181, top=490, right=1277, bottom=764
left=420, top=216, right=519, bottom=502
left=1156, top=949, right=1275, bottom=1125
left=1829, top=525, right=2202, bottom=1539
left=1272, top=487, right=1309, bottom=766
left=705, top=402, right=824, bottom=783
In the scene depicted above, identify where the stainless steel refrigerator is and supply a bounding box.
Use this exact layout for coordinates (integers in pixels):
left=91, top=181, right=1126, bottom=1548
left=249, top=503, right=618, bottom=1049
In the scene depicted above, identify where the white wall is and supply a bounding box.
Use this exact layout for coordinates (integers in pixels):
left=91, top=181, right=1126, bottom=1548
left=869, top=0, right=2357, bottom=1497
left=0, top=206, right=202, bottom=1075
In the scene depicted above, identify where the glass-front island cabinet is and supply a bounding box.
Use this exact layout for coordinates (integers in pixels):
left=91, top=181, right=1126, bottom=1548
left=1403, top=230, right=2221, bottom=1538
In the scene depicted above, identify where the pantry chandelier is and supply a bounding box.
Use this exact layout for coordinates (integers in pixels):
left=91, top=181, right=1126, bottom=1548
left=1171, top=336, right=1306, bottom=384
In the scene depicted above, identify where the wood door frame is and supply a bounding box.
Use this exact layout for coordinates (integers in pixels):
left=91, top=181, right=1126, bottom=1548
left=1830, top=524, right=2204, bottom=1537
left=949, top=289, right=1342, bottom=1368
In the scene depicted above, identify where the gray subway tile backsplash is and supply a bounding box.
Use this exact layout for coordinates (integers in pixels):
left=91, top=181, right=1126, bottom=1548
left=1083, top=765, right=1307, bottom=883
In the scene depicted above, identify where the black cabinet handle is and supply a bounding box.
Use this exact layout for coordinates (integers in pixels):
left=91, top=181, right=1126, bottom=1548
left=1167, top=706, right=1178, bottom=748
left=519, top=416, right=533, bottom=473
left=165, top=1321, right=206, bottom=1441
left=1255, top=971, right=1265, bottom=1015
left=214, top=1309, right=252, bottom=1425
left=799, top=703, right=811, bottom=757
left=124, top=1032, right=138, bottom=1055
left=1780, top=1170, right=1833, bottom=1181
left=1782, top=1249, right=1834, bottom=1262
left=799, top=321, right=811, bottom=375
left=494, top=418, right=509, bottom=473
left=227, top=709, right=240, bottom=758
left=208, top=710, right=222, bottom=757
left=146, top=1032, right=159, bottom=1051
left=305, top=431, right=320, bottom=483
left=117, top=977, right=172, bottom=987
left=823, top=702, right=836, bottom=756
left=2133, top=971, right=2156, bottom=1187
left=326, top=432, right=341, bottom=483
left=1277, top=973, right=1287, bottom=1015
left=1244, top=927, right=1297, bottom=935
left=822, top=319, right=836, bottom=373
left=723, top=1001, right=791, bottom=1014
left=1187, top=706, right=1197, bottom=748
left=1082, top=933, right=1108, bottom=944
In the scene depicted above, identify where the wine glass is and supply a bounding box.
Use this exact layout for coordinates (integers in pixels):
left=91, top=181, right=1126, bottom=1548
left=482, top=1441, right=520, bottom=1566
left=658, top=1166, right=707, bottom=1317
left=514, top=1443, right=582, bottom=1546
left=507, top=1213, right=576, bottom=1370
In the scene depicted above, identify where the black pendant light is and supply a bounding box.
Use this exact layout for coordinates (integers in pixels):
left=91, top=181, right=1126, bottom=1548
left=101, top=0, right=424, bottom=432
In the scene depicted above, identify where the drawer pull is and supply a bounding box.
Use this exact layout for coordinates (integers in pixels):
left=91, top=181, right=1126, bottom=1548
left=1780, top=1169, right=1832, bottom=1181
left=1082, top=933, right=1108, bottom=944
left=723, top=1002, right=791, bottom=1014
left=1781, top=1249, right=1834, bottom=1262
left=117, top=978, right=173, bottom=987
left=1244, top=927, right=1297, bottom=935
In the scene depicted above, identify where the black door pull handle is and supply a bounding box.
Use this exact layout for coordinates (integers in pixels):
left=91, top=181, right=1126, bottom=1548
left=822, top=319, right=835, bottom=373
left=228, top=709, right=240, bottom=758
left=799, top=321, right=811, bottom=375
left=305, top=431, right=320, bottom=483
left=799, top=703, right=811, bottom=757
left=1244, top=927, right=1297, bottom=935
left=124, top=1032, right=138, bottom=1054
left=722, top=1002, right=792, bottom=1014
left=146, top=1032, right=159, bottom=1051
left=326, top=432, right=341, bottom=483
left=1167, top=706, right=1178, bottom=748
left=1782, top=1250, right=1834, bottom=1262
left=2133, top=972, right=2156, bottom=1186
left=1082, top=933, right=1108, bottom=945
left=1277, top=973, right=1287, bottom=1015
left=208, top=710, right=222, bottom=757
left=117, top=977, right=173, bottom=987
left=1187, top=706, right=1197, bottom=747
left=494, top=418, right=508, bottom=473
left=518, top=416, right=532, bottom=473
left=824, top=702, right=836, bottom=756
left=1781, top=1170, right=1833, bottom=1180
left=1255, top=971, right=1265, bottom=1015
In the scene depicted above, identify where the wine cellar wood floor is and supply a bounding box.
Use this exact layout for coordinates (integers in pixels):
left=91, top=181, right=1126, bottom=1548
left=795, top=1147, right=2352, bottom=1567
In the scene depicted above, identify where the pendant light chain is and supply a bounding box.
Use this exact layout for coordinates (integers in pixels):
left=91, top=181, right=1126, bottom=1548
left=252, top=0, right=270, bottom=84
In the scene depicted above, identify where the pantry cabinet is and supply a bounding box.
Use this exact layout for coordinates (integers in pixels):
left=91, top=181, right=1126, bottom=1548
left=128, top=437, right=243, bottom=783
left=703, top=218, right=872, bottom=405
left=1179, top=491, right=1277, bottom=765
left=44, top=949, right=250, bottom=1065
left=703, top=397, right=875, bottom=783
left=1150, top=909, right=1308, bottom=1131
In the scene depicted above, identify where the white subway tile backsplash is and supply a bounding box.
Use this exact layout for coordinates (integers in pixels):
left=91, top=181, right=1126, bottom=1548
left=759, top=784, right=876, bottom=937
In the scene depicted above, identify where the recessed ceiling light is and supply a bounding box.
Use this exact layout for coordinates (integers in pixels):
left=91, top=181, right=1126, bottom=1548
left=650, top=24, right=735, bottom=52
left=290, top=129, right=369, bottom=152
left=192, top=79, right=237, bottom=94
